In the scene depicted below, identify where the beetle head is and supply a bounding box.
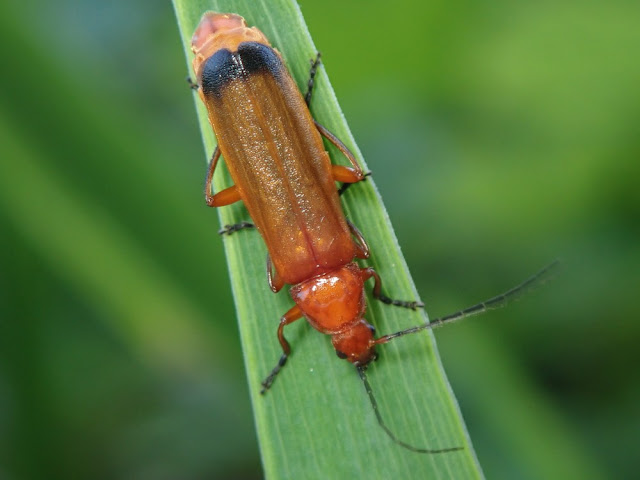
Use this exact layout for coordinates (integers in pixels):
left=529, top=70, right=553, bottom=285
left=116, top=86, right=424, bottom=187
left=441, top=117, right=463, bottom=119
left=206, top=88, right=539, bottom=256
left=331, top=320, right=378, bottom=366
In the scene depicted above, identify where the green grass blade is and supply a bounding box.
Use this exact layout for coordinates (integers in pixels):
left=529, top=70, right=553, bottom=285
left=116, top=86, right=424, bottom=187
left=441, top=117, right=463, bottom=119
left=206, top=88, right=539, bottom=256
left=173, top=1, right=484, bottom=478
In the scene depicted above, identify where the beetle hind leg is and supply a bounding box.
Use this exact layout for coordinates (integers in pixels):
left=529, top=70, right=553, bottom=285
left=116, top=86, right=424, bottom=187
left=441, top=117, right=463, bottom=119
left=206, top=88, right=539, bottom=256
left=186, top=76, right=199, bottom=90
left=304, top=52, right=322, bottom=106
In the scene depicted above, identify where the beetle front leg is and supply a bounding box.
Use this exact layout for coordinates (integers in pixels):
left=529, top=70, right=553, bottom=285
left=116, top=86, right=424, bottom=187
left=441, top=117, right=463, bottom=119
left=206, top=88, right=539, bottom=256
left=360, top=267, right=424, bottom=310
left=261, top=305, right=304, bottom=394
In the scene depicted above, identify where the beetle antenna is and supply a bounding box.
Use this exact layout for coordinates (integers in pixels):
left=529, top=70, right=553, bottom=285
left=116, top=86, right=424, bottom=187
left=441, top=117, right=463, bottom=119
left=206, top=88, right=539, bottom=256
left=356, top=365, right=462, bottom=453
left=375, top=259, right=560, bottom=345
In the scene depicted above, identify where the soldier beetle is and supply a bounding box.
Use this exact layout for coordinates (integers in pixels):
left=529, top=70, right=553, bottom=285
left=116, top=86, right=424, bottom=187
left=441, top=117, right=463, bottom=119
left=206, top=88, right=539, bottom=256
left=188, top=11, right=557, bottom=454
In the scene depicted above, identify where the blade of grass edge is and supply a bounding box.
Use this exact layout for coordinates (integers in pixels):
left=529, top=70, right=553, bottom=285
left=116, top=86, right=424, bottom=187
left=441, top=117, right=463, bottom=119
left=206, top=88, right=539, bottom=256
left=172, top=1, right=484, bottom=479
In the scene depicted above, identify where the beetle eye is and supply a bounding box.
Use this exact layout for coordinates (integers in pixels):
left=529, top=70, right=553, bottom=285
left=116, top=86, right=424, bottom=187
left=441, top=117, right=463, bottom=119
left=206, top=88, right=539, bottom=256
left=335, top=350, right=347, bottom=359
left=367, top=324, right=376, bottom=334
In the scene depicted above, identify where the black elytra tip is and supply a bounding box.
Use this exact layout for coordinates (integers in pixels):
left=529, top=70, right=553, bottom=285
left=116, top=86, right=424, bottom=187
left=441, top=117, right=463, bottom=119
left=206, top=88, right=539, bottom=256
left=237, top=42, right=282, bottom=78
left=201, top=42, right=284, bottom=97
left=201, top=48, right=240, bottom=97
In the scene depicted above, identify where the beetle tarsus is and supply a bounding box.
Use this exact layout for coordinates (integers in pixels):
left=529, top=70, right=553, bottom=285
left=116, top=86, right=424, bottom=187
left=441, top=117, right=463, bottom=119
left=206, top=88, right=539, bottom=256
left=261, top=353, right=288, bottom=394
left=304, top=52, right=322, bottom=106
left=187, top=76, right=199, bottom=90
left=218, top=221, right=255, bottom=236
left=376, top=293, right=424, bottom=311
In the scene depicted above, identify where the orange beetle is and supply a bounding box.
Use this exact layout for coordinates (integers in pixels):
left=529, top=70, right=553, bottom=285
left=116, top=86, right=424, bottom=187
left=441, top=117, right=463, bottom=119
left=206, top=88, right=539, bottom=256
left=190, top=12, right=396, bottom=371
left=189, top=11, right=557, bottom=453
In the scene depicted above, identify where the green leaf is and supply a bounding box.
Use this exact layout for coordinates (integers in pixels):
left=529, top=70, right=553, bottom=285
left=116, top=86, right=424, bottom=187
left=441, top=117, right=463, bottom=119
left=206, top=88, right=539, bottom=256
left=173, top=1, right=484, bottom=478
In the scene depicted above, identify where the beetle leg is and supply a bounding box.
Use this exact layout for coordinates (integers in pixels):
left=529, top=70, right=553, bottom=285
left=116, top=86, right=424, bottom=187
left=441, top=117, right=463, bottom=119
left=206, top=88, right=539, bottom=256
left=186, top=76, right=199, bottom=90
left=204, top=147, right=242, bottom=207
left=331, top=165, right=363, bottom=184
left=218, top=221, right=255, bottom=236
left=207, top=186, right=241, bottom=207
left=304, top=52, right=322, bottom=106
left=261, top=305, right=304, bottom=394
left=346, top=219, right=370, bottom=259
left=315, top=121, right=363, bottom=175
left=360, top=267, right=424, bottom=310
left=267, top=254, right=285, bottom=293
left=338, top=171, right=371, bottom=196
left=315, top=121, right=371, bottom=194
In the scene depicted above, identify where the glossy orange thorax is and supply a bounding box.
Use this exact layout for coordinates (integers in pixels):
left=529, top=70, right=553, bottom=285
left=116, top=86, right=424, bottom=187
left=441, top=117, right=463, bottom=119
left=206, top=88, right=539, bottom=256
left=291, top=262, right=365, bottom=334
left=291, top=262, right=376, bottom=364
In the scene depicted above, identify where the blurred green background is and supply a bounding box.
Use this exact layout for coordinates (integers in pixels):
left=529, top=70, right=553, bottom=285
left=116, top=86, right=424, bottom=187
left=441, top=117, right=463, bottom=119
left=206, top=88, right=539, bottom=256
left=1, top=0, right=638, bottom=479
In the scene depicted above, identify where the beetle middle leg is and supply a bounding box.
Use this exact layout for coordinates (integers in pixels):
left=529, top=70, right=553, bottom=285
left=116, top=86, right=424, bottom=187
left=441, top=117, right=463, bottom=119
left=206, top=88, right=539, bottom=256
left=261, top=305, right=304, bottom=394
left=218, top=222, right=255, bottom=236
left=347, top=219, right=370, bottom=259
left=338, top=171, right=371, bottom=196
left=360, top=267, right=424, bottom=310
left=316, top=121, right=371, bottom=194
left=204, top=147, right=256, bottom=235
left=204, top=147, right=242, bottom=207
